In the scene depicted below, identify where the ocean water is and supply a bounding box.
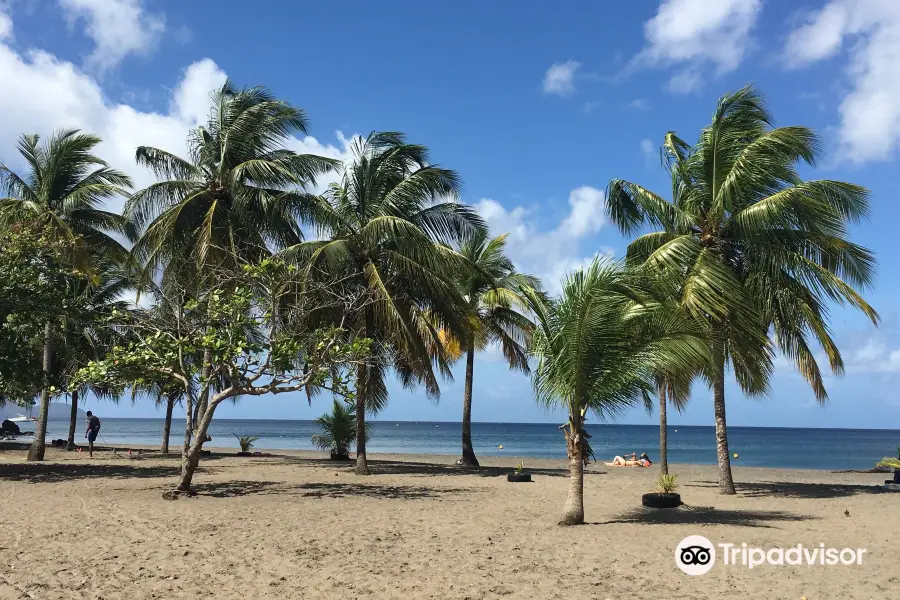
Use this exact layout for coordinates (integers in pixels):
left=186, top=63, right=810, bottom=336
left=40, top=418, right=900, bottom=471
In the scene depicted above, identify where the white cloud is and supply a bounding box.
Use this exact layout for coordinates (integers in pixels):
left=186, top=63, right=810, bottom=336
left=846, top=338, right=900, bottom=373
left=475, top=186, right=609, bottom=293
left=636, top=0, right=762, bottom=93
left=542, top=61, right=580, bottom=97
left=583, top=101, right=600, bottom=115
left=59, top=0, right=166, bottom=71
left=0, top=10, right=12, bottom=41
left=640, top=139, right=655, bottom=160
left=0, top=12, right=353, bottom=215
left=625, top=98, right=650, bottom=111
left=784, top=0, right=900, bottom=163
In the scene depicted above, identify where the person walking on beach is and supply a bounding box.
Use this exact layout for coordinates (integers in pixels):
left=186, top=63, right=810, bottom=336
left=84, top=411, right=101, bottom=457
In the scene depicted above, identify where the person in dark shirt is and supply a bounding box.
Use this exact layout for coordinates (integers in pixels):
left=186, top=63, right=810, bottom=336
left=84, top=411, right=101, bottom=457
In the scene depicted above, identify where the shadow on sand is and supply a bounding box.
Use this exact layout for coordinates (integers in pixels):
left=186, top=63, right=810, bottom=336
left=686, top=480, right=885, bottom=499
left=600, top=504, right=819, bottom=528
left=190, top=479, right=473, bottom=500
left=265, top=456, right=602, bottom=479
left=0, top=462, right=182, bottom=483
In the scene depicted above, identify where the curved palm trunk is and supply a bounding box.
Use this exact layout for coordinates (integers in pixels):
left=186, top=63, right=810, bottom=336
left=460, top=346, right=479, bottom=467
left=27, top=321, right=54, bottom=462
left=658, top=384, right=668, bottom=475
left=712, top=341, right=735, bottom=494
left=559, top=413, right=585, bottom=525
left=161, top=394, right=175, bottom=454
left=65, top=389, right=79, bottom=451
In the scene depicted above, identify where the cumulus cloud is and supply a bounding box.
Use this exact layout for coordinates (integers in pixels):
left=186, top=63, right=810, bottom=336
left=475, top=187, right=610, bottom=293
left=640, top=139, right=655, bottom=161
left=59, top=0, right=166, bottom=71
left=0, top=12, right=353, bottom=214
left=542, top=61, right=580, bottom=97
left=0, top=10, right=12, bottom=41
left=635, top=0, right=762, bottom=93
left=846, top=338, right=900, bottom=374
left=784, top=0, right=900, bottom=163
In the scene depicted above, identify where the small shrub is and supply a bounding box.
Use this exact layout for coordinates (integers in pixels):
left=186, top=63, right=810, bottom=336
left=234, top=434, right=259, bottom=453
left=656, top=472, right=678, bottom=494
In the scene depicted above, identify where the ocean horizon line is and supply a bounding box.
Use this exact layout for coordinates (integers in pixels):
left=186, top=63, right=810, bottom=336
left=48, top=416, right=900, bottom=433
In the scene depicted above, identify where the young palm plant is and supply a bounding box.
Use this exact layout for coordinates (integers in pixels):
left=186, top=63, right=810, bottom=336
left=312, top=399, right=368, bottom=460
left=0, top=130, right=132, bottom=461
left=283, top=131, right=485, bottom=475
left=453, top=231, right=538, bottom=466
left=526, top=258, right=708, bottom=525
left=606, top=85, right=878, bottom=494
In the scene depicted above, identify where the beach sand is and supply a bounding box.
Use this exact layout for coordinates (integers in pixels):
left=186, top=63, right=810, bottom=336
left=0, top=445, right=896, bottom=599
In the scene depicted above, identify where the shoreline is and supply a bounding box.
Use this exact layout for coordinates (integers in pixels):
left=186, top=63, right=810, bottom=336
left=0, top=440, right=892, bottom=475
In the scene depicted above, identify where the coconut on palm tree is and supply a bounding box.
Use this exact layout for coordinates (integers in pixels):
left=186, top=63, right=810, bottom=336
left=0, top=130, right=132, bottom=461
left=606, top=85, right=878, bottom=494
left=526, top=258, right=708, bottom=525
left=284, top=131, right=485, bottom=474
left=452, top=231, right=538, bottom=466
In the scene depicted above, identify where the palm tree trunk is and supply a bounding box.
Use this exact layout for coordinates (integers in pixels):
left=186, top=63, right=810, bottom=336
left=354, top=381, right=369, bottom=474
left=712, top=341, right=735, bottom=494
left=355, top=308, right=373, bottom=475
left=658, top=383, right=668, bottom=475
left=460, top=346, right=479, bottom=467
left=27, top=321, right=54, bottom=462
left=161, top=394, right=175, bottom=454
left=559, top=413, right=585, bottom=525
left=65, top=389, right=79, bottom=451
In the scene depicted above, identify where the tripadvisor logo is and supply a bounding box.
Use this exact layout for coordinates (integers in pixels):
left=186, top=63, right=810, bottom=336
left=675, top=535, right=867, bottom=575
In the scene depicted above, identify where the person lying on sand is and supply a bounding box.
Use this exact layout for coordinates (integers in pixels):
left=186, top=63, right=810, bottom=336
left=605, top=452, right=652, bottom=467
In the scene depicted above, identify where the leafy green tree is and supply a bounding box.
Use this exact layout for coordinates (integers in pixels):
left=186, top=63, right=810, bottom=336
left=526, top=258, right=708, bottom=525
left=452, top=231, right=538, bottom=466
left=285, top=132, right=484, bottom=474
left=312, top=399, right=368, bottom=460
left=0, top=131, right=131, bottom=461
left=606, top=85, right=878, bottom=494
left=0, top=224, right=83, bottom=409
left=75, top=258, right=370, bottom=493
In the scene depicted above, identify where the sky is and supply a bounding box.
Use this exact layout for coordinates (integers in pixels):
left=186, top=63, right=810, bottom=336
left=2, top=0, right=900, bottom=428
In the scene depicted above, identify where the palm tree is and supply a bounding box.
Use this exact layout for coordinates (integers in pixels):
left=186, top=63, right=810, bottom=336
left=126, top=81, right=338, bottom=277
left=526, top=258, right=708, bottom=525
left=606, top=85, right=878, bottom=494
left=453, top=231, right=538, bottom=466
left=285, top=132, right=485, bottom=474
left=0, top=130, right=132, bottom=461
left=127, top=81, right=335, bottom=428
left=312, top=399, right=368, bottom=460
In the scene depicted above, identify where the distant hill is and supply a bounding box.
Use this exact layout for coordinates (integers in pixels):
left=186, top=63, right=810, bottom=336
left=0, top=402, right=86, bottom=421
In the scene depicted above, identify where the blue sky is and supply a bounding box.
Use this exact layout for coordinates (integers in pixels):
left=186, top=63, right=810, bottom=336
left=2, top=0, right=899, bottom=427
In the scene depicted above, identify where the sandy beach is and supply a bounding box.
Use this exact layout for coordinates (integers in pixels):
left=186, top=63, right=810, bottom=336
left=0, top=445, right=896, bottom=600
